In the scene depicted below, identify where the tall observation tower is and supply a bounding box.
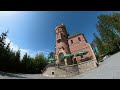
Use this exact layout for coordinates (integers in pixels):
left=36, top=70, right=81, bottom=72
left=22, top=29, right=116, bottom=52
left=55, top=24, right=73, bottom=65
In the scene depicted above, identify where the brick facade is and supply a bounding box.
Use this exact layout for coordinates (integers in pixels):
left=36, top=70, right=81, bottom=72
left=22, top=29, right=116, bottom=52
left=55, top=24, right=96, bottom=65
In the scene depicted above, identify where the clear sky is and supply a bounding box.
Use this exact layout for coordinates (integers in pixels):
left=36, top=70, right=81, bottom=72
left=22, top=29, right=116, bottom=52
left=0, top=11, right=119, bottom=58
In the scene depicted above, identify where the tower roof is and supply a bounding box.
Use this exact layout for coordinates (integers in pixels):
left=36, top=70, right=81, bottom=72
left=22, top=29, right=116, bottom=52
left=68, top=33, right=82, bottom=39
left=55, top=23, right=65, bottom=30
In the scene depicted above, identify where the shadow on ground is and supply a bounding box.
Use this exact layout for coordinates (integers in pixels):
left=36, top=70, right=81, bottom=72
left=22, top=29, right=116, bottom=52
left=0, top=71, right=26, bottom=78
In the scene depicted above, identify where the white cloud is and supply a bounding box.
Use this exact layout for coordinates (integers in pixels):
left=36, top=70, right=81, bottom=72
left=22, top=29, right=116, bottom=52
left=5, top=38, right=51, bottom=60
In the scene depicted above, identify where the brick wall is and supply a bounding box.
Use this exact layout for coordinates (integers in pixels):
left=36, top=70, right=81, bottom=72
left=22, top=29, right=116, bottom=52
left=68, top=34, right=96, bottom=63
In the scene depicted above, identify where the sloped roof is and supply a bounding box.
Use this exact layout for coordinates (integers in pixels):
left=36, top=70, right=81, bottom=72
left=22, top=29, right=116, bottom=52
left=68, top=33, right=82, bottom=39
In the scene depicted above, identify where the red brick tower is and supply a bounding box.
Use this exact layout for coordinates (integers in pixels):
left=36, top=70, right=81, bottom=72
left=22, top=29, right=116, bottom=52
left=55, top=24, right=73, bottom=65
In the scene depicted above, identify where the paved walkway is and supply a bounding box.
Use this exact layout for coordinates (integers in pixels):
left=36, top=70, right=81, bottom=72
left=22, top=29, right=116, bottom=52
left=0, top=52, right=120, bottom=79
left=67, top=52, right=120, bottom=79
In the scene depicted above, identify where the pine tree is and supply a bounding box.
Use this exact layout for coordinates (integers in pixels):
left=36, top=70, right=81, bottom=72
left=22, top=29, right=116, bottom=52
left=33, top=53, right=48, bottom=73
left=97, top=13, right=120, bottom=55
left=93, top=33, right=105, bottom=55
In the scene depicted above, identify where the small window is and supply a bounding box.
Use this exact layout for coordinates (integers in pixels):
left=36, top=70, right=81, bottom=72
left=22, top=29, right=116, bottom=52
left=78, top=37, right=81, bottom=41
left=81, top=55, right=83, bottom=58
left=71, top=40, right=73, bottom=44
left=73, top=58, right=77, bottom=64
left=52, top=72, right=54, bottom=75
left=66, top=42, right=67, bottom=45
left=62, top=47, right=64, bottom=50
left=61, top=33, right=63, bottom=39
left=57, top=39, right=61, bottom=43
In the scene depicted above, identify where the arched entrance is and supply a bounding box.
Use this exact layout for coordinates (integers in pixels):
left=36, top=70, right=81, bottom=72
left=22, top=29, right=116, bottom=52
left=73, top=58, right=77, bottom=64
left=58, top=53, right=64, bottom=64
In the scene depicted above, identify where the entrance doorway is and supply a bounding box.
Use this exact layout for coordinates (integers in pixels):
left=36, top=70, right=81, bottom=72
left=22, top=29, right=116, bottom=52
left=58, top=53, right=64, bottom=64
left=73, top=58, right=77, bottom=64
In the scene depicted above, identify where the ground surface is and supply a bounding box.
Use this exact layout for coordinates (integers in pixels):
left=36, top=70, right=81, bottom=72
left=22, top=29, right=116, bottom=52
left=0, top=52, right=120, bottom=79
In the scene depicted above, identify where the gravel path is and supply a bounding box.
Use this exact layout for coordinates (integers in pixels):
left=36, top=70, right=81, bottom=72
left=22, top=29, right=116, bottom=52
left=0, top=52, right=120, bottom=79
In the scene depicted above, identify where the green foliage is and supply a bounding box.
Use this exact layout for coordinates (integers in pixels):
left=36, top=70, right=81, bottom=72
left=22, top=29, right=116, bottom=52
left=48, top=52, right=55, bottom=59
left=0, top=31, right=48, bottom=74
left=33, top=53, right=48, bottom=73
left=92, top=13, right=120, bottom=61
left=47, top=52, right=56, bottom=63
left=93, top=33, right=105, bottom=55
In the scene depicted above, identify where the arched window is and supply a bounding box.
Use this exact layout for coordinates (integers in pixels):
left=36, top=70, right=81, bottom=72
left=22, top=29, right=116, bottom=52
left=78, top=37, right=81, bottom=41
left=62, top=47, right=64, bottom=50
left=61, top=33, right=64, bottom=39
left=73, top=58, right=77, bottom=64
left=71, top=40, right=73, bottom=44
left=57, top=39, right=61, bottom=43
left=59, top=53, right=64, bottom=62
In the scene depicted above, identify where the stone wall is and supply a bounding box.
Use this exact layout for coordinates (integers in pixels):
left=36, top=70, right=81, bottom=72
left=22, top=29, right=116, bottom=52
left=78, top=60, right=97, bottom=73
left=43, top=60, right=97, bottom=78
left=43, top=65, right=79, bottom=78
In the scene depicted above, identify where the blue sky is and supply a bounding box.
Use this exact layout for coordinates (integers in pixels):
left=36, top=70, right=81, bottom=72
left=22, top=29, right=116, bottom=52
left=0, top=11, right=119, bottom=58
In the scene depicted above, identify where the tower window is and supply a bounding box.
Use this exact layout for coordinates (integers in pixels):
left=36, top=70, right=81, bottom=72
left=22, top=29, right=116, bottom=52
left=66, top=42, right=68, bottom=45
left=78, top=37, right=81, bottom=41
left=57, top=39, right=61, bottom=43
left=71, top=40, right=73, bottom=44
left=61, top=33, right=63, bottom=38
left=62, top=47, right=64, bottom=50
